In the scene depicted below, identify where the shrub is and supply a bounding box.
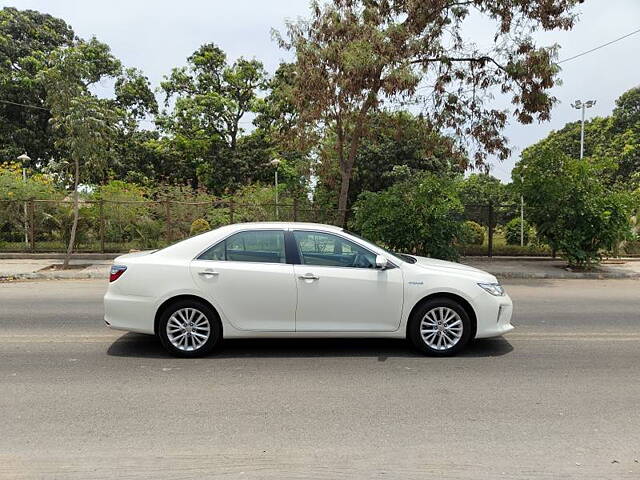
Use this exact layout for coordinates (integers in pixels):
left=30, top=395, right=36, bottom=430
left=190, top=218, right=211, bottom=236
left=461, top=221, right=484, bottom=245
left=132, top=217, right=165, bottom=249
left=504, top=218, right=531, bottom=245
left=352, top=173, right=463, bottom=261
left=515, top=146, right=633, bottom=268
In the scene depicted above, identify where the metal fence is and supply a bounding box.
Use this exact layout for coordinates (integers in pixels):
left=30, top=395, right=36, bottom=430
left=0, top=198, right=551, bottom=256
left=0, top=198, right=341, bottom=253
left=459, top=202, right=551, bottom=257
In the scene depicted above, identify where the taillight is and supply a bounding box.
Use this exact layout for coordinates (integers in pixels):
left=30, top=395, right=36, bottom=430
left=109, top=265, right=127, bottom=282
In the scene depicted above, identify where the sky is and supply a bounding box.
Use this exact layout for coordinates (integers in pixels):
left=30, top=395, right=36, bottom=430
left=3, top=0, right=640, bottom=182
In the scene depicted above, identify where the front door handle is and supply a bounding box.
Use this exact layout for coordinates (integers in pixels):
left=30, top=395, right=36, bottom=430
left=198, top=270, right=219, bottom=277
left=298, top=273, right=319, bottom=280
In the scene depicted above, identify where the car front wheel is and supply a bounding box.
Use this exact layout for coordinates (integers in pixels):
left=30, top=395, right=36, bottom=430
left=408, top=298, right=472, bottom=356
left=158, top=300, right=221, bottom=357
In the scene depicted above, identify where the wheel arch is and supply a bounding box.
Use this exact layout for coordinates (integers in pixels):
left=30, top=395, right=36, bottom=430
left=154, top=294, right=221, bottom=336
left=406, top=292, right=477, bottom=339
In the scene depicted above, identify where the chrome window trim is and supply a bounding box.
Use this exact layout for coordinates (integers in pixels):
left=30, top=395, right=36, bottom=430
left=193, top=228, right=287, bottom=264
left=291, top=229, right=398, bottom=270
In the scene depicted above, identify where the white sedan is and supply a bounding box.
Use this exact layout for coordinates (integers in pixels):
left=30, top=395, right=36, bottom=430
left=104, top=222, right=513, bottom=357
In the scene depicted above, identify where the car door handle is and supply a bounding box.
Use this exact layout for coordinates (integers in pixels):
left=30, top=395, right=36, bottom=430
left=298, top=273, right=319, bottom=280
left=198, top=270, right=219, bottom=277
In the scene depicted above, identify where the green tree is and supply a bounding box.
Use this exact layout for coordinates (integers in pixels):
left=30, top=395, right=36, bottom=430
left=513, top=145, right=632, bottom=268
left=522, top=87, right=640, bottom=186
left=352, top=172, right=464, bottom=260
left=159, top=43, right=268, bottom=192
left=0, top=7, right=75, bottom=165
left=342, top=111, right=466, bottom=204
left=280, top=0, right=582, bottom=225
left=40, top=38, right=121, bottom=267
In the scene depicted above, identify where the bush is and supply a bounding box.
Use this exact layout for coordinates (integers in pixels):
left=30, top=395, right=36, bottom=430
left=132, top=217, right=165, bottom=249
left=352, top=173, right=463, bottom=261
left=504, top=218, right=531, bottom=245
left=515, top=146, right=633, bottom=268
left=190, top=218, right=210, bottom=236
left=461, top=221, right=484, bottom=245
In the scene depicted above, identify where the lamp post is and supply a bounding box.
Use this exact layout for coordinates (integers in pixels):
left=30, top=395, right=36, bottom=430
left=17, top=153, right=31, bottom=247
left=269, top=158, right=281, bottom=220
left=520, top=165, right=527, bottom=248
left=570, top=99, right=596, bottom=159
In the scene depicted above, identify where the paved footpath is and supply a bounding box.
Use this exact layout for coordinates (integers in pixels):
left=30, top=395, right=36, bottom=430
left=1, top=255, right=639, bottom=280
left=0, top=278, right=639, bottom=479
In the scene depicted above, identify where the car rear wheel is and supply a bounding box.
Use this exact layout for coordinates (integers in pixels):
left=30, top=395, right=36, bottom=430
left=408, top=298, right=472, bottom=356
left=158, top=300, right=221, bottom=357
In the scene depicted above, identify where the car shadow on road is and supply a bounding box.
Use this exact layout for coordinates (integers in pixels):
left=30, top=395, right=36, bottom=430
left=107, top=333, right=513, bottom=359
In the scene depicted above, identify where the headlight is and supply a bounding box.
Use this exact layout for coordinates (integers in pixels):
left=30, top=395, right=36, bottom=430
left=478, top=282, right=505, bottom=296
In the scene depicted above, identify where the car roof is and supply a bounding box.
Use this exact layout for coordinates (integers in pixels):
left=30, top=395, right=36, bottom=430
left=224, top=222, right=344, bottom=232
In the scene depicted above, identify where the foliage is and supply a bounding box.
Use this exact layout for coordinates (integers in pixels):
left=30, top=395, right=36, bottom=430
left=280, top=0, right=581, bottom=224
left=158, top=43, right=270, bottom=192
left=504, top=218, right=531, bottom=245
left=461, top=221, right=485, bottom=245
left=39, top=38, right=122, bottom=265
left=459, top=174, right=507, bottom=207
left=514, top=145, right=632, bottom=267
left=0, top=7, right=75, bottom=165
left=0, top=161, right=58, bottom=199
left=190, top=218, right=210, bottom=236
left=352, top=173, right=463, bottom=261
left=90, top=180, right=150, bottom=243
left=42, top=202, right=91, bottom=247
left=316, top=111, right=465, bottom=205
left=523, top=86, right=640, bottom=186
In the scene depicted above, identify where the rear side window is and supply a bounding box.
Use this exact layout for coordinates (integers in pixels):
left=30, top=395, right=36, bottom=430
left=198, top=230, right=286, bottom=264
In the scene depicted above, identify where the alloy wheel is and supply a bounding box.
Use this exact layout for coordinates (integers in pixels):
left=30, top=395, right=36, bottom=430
left=166, top=307, right=211, bottom=352
left=419, top=306, right=464, bottom=351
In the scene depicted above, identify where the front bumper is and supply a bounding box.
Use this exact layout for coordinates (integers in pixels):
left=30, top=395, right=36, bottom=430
left=474, top=293, right=514, bottom=339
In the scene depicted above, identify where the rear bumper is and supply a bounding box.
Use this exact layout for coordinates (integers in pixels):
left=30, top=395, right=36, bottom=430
left=104, top=290, right=156, bottom=334
left=474, top=294, right=514, bottom=339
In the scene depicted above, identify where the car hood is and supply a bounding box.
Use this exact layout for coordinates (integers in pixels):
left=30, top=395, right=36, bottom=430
left=411, top=255, right=496, bottom=280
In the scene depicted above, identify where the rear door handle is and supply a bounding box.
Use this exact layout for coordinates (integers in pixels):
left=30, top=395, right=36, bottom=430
left=198, top=270, right=219, bottom=277
left=298, top=273, right=319, bottom=280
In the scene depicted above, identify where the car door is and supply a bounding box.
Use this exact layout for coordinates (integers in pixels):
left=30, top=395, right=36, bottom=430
left=190, top=229, right=296, bottom=331
left=292, top=230, right=404, bottom=332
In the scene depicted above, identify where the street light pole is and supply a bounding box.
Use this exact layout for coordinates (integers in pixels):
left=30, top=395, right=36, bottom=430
left=520, top=192, right=524, bottom=247
left=17, top=153, right=31, bottom=248
left=571, top=99, right=596, bottom=159
left=269, top=158, right=281, bottom=220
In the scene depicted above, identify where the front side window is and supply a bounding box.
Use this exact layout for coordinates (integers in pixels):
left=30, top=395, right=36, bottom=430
left=293, top=231, right=376, bottom=268
left=199, top=230, right=286, bottom=263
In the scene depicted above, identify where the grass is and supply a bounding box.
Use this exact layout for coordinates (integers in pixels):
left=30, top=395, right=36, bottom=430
left=458, top=231, right=552, bottom=257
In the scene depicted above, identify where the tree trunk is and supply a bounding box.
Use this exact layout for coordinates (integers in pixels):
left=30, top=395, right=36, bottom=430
left=63, top=159, right=80, bottom=270
left=335, top=79, right=382, bottom=227
left=337, top=166, right=352, bottom=226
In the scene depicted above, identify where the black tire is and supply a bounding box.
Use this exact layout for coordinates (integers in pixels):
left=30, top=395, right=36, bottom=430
left=408, top=298, right=472, bottom=356
left=157, top=299, right=221, bottom=358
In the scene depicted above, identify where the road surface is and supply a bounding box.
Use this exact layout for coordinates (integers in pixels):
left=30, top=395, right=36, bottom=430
left=1, top=279, right=639, bottom=479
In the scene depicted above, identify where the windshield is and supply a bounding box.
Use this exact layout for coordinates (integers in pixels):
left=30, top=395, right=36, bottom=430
left=343, top=230, right=417, bottom=264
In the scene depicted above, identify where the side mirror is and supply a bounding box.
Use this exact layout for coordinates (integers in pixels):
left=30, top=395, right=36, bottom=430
left=375, top=255, right=389, bottom=270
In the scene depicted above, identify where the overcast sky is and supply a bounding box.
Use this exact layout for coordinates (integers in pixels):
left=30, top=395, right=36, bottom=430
left=3, top=0, right=640, bottom=182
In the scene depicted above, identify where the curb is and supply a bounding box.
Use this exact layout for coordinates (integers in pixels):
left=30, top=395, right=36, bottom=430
left=1, top=271, right=109, bottom=281
left=2, top=270, right=639, bottom=282
left=493, top=271, right=640, bottom=280
left=0, top=253, right=121, bottom=260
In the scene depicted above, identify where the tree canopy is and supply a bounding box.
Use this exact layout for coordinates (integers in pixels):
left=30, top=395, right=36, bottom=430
left=279, top=0, right=583, bottom=224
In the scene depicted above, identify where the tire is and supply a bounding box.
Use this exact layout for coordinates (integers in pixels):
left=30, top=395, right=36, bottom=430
left=158, top=299, right=221, bottom=357
left=408, top=298, right=472, bottom=356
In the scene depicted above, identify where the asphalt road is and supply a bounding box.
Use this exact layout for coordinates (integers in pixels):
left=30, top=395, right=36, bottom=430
left=1, top=279, right=639, bottom=479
